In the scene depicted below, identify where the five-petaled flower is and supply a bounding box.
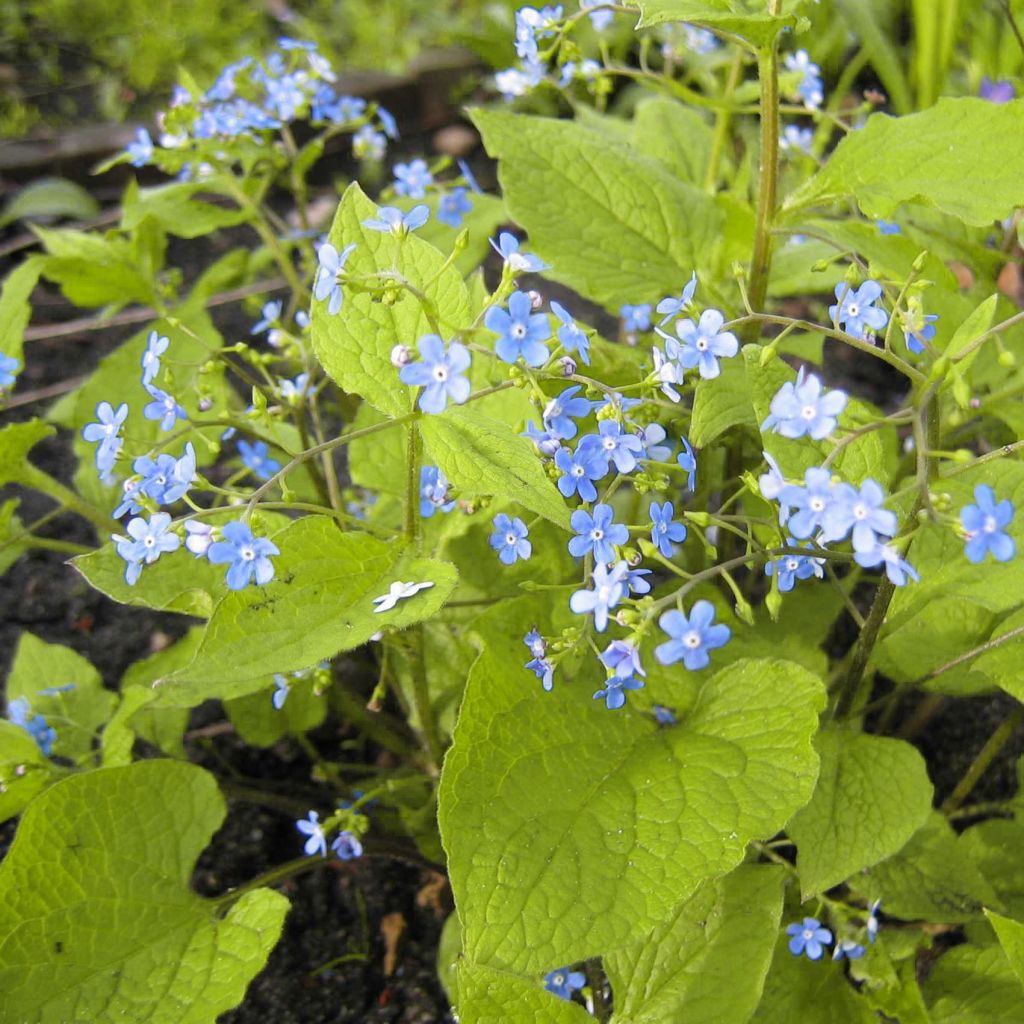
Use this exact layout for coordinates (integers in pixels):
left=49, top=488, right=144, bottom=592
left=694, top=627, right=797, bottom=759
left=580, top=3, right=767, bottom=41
left=372, top=580, right=435, bottom=612
left=141, top=330, right=169, bottom=384
left=113, top=513, right=181, bottom=585
left=238, top=439, right=282, bottom=482
left=569, top=561, right=630, bottom=632
left=363, top=204, right=429, bottom=235
left=766, top=540, right=825, bottom=592
left=490, top=514, right=532, bottom=564
left=485, top=290, right=552, bottom=366
left=550, top=301, right=590, bottom=364
left=762, top=368, right=848, bottom=441
left=829, top=281, right=888, bottom=340
left=82, top=401, right=129, bottom=481
left=437, top=188, right=473, bottom=228
left=314, top=241, right=357, bottom=315
left=787, top=917, right=833, bottom=960
left=207, top=521, right=280, bottom=590
left=569, top=503, right=629, bottom=564
left=960, top=484, right=1015, bottom=563
left=398, top=334, right=472, bottom=414
left=662, top=308, right=738, bottom=379
left=655, top=601, right=731, bottom=670
left=491, top=231, right=549, bottom=273
left=143, top=384, right=188, bottom=432
left=297, top=810, right=327, bottom=857
left=593, top=675, right=645, bottom=710
left=544, top=968, right=586, bottom=1001
left=392, top=158, right=433, bottom=199
left=649, top=501, right=687, bottom=558
left=554, top=445, right=604, bottom=502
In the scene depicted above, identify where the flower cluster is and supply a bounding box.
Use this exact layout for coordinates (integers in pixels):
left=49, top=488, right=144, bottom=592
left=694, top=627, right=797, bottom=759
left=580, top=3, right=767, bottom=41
left=7, top=696, right=57, bottom=756
left=786, top=901, right=880, bottom=964
left=296, top=808, right=367, bottom=861
left=784, top=49, right=824, bottom=109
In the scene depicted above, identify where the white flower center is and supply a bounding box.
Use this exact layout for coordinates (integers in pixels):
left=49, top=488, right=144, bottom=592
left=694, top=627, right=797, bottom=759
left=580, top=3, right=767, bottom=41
left=572, top=465, right=584, bottom=478
left=801, top=405, right=817, bottom=420
left=810, top=497, right=825, bottom=512
left=592, top=528, right=604, bottom=541
left=983, top=515, right=998, bottom=533
left=847, top=303, right=860, bottom=318
left=597, top=585, right=613, bottom=603
left=511, top=323, right=527, bottom=340
left=505, top=532, right=517, bottom=545
left=786, top=558, right=800, bottom=571
left=433, top=365, right=449, bottom=382
left=144, top=536, right=156, bottom=548
left=696, top=337, right=709, bottom=351
left=853, top=503, right=868, bottom=520
left=683, top=631, right=702, bottom=649
left=602, top=437, right=616, bottom=451
left=240, top=546, right=256, bottom=562
left=803, top=928, right=815, bottom=940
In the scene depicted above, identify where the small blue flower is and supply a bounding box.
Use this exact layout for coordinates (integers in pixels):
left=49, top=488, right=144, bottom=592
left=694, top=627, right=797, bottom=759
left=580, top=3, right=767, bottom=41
left=399, top=334, right=472, bottom=414
left=542, top=385, right=598, bottom=440
left=353, top=124, right=386, bottom=160
left=544, top=968, right=586, bottom=1001
left=578, top=421, right=644, bottom=475
left=207, top=521, right=280, bottom=590
left=655, top=601, right=730, bottom=670
left=0, top=352, right=18, bottom=390
left=184, top=520, right=214, bottom=557
left=251, top=300, right=283, bottom=335
left=762, top=368, right=848, bottom=441
left=7, top=697, right=57, bottom=756
left=524, top=421, right=562, bottom=455
left=676, top=436, right=697, bottom=491
left=960, top=485, right=1015, bottom=563
left=437, top=188, right=473, bottom=228
left=132, top=442, right=196, bottom=506
left=902, top=309, right=939, bottom=355
left=550, top=301, right=590, bottom=365
left=661, top=308, right=739, bottom=380
left=639, top=423, right=672, bottom=463
left=829, top=281, right=889, bottom=339
left=620, top=303, right=652, bottom=333
left=238, top=440, right=282, bottom=482
left=656, top=273, right=698, bottom=325
left=626, top=567, right=653, bottom=594
left=490, top=513, right=532, bottom=564
left=784, top=50, right=824, bottom=109
left=141, top=330, right=169, bottom=385
left=127, top=127, right=153, bottom=167
left=779, top=466, right=835, bottom=538
left=759, top=452, right=787, bottom=503
left=554, top=445, right=605, bottom=502
left=599, top=639, right=644, bottom=679
left=332, top=830, right=363, bottom=860
left=593, top=675, right=645, bottom=710
left=854, top=542, right=919, bottom=586
left=581, top=0, right=614, bottom=29
left=112, top=512, right=181, bottom=585
left=652, top=704, right=678, bottom=726
left=766, top=540, right=825, bottom=592
left=279, top=373, right=310, bottom=404
left=376, top=106, right=399, bottom=139
left=786, top=917, right=833, bottom=960
left=822, top=479, right=897, bottom=552
left=877, top=220, right=901, bottom=235
left=980, top=77, right=1016, bottom=103
left=485, top=290, right=552, bottom=366
left=272, top=674, right=290, bottom=709
left=526, top=656, right=555, bottom=691
left=393, top=158, right=433, bottom=199
left=314, top=241, right=357, bottom=316
left=524, top=628, right=546, bottom=659
left=866, top=899, right=881, bottom=943
left=833, top=939, right=866, bottom=961
left=569, top=503, right=629, bottom=564
left=781, top=125, right=814, bottom=155
left=143, top=384, right=188, bottom=432
left=649, top=501, right=687, bottom=558
left=491, top=232, right=549, bottom=273
left=363, top=204, right=430, bottom=234
left=82, top=401, right=129, bottom=481
left=297, top=811, right=327, bottom=857
left=569, top=560, right=629, bottom=632
left=420, top=465, right=456, bottom=517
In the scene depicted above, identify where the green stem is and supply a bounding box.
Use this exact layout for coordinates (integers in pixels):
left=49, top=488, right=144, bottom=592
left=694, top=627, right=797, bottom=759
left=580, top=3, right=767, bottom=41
left=409, top=624, right=443, bottom=771
left=941, top=705, right=1024, bottom=814
left=704, top=49, right=745, bottom=193
left=331, top=674, right=419, bottom=762
left=21, top=466, right=110, bottom=535
left=212, top=855, right=321, bottom=909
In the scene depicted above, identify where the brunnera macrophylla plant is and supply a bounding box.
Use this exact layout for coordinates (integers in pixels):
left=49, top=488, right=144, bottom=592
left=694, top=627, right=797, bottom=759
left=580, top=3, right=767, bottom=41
left=2, top=3, right=1024, bottom=1021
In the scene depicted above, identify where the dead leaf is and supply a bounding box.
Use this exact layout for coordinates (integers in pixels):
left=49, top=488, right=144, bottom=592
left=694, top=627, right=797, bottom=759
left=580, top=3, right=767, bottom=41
left=380, top=911, right=406, bottom=977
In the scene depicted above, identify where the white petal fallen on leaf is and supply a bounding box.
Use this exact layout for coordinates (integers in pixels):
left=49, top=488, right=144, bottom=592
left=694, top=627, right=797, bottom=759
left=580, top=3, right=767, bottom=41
left=372, top=580, right=435, bottom=613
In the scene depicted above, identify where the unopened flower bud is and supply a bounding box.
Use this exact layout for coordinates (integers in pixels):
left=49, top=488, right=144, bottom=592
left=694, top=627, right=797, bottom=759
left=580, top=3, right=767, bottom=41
left=998, top=350, right=1016, bottom=368
left=528, top=290, right=543, bottom=310
left=559, top=355, right=577, bottom=376
left=390, top=344, right=412, bottom=368
left=198, top=397, right=213, bottom=412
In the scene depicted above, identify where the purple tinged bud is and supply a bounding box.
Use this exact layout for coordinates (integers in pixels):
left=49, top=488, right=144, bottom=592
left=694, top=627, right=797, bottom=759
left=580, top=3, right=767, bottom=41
left=528, top=290, right=544, bottom=310
left=391, top=344, right=413, bottom=368
left=559, top=355, right=577, bottom=376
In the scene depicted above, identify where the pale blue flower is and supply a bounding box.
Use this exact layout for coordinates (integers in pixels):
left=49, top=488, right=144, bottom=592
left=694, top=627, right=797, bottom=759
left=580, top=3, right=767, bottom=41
left=655, top=601, right=730, bottom=670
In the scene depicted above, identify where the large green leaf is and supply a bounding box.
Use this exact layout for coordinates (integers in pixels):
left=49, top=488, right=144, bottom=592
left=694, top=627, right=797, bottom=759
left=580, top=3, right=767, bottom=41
left=310, top=182, right=471, bottom=417
left=924, top=944, right=1024, bottom=1024
left=471, top=108, right=722, bottom=310
left=0, top=761, right=288, bottom=1023
left=786, top=99, right=1024, bottom=226
left=630, top=0, right=809, bottom=45
left=786, top=729, right=933, bottom=898
left=159, top=518, right=457, bottom=703
left=439, top=598, right=825, bottom=976
left=0, top=177, right=99, bottom=228
left=630, top=98, right=714, bottom=186
left=0, top=721, right=60, bottom=824
left=456, top=963, right=593, bottom=1024
left=0, top=255, right=47, bottom=371
left=986, top=911, right=1024, bottom=989
left=420, top=407, right=571, bottom=528
left=604, top=865, right=784, bottom=1023
left=960, top=818, right=1024, bottom=920
left=0, top=419, right=54, bottom=487
left=121, top=179, right=249, bottom=239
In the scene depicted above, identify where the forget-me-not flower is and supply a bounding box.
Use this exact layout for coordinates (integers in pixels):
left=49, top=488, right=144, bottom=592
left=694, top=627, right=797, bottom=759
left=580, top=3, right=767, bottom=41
left=581, top=0, right=614, bottom=30
left=251, top=301, right=283, bottom=335
left=579, top=421, right=644, bottom=475
left=127, top=127, right=153, bottom=167
left=550, top=301, right=590, bottom=364
left=787, top=918, right=833, bottom=960
left=542, top=385, right=598, bottom=440
left=437, top=188, right=473, bottom=228
left=854, top=542, right=919, bottom=586
left=141, top=330, right=169, bottom=385
left=332, top=831, right=363, bottom=860
left=822, top=479, right=897, bottom=551
left=569, top=560, right=630, bottom=632
left=353, top=124, right=386, bottom=160
left=655, top=601, right=730, bottom=670
left=677, top=437, right=698, bottom=491
left=82, top=401, right=129, bottom=481
left=656, top=273, right=698, bottom=325
left=780, top=125, right=814, bottom=155
left=621, top=303, right=652, bottom=333
left=544, top=967, right=586, bottom=1001
left=8, top=697, right=57, bottom=756
left=314, top=241, right=357, bottom=315
left=833, top=939, right=866, bottom=961
left=485, top=290, right=551, bottom=366
left=762, top=368, right=848, bottom=441
left=272, top=674, right=290, bottom=710
left=569, top=503, right=628, bottom=564
left=784, top=50, right=824, bottom=109
left=372, top=580, right=434, bottom=612
left=829, top=281, right=889, bottom=339
left=766, top=540, right=825, bottom=592
left=902, top=308, right=938, bottom=355
left=960, top=485, right=1016, bottom=563
left=649, top=501, right=687, bottom=558
left=0, top=352, right=18, bottom=390
left=490, top=514, right=532, bottom=564
left=420, top=466, right=455, bottom=516
left=779, top=466, right=835, bottom=538
left=599, top=639, right=644, bottom=679
left=555, top=445, right=604, bottom=502
left=238, top=439, right=282, bottom=482
left=297, top=811, right=327, bottom=857
left=363, top=204, right=430, bottom=235
left=593, top=675, right=645, bottom=710
left=113, top=512, right=181, bottom=585
left=392, top=159, right=433, bottom=198
left=143, top=385, right=188, bottom=432
left=639, top=423, right=672, bottom=463
left=207, top=521, right=280, bottom=590
left=399, top=334, right=472, bottom=414
left=663, top=308, right=738, bottom=379
left=491, top=231, right=549, bottom=273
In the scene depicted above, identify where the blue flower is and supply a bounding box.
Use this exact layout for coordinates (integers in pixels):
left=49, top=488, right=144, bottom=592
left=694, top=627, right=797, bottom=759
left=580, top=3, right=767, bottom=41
left=399, top=334, right=472, bottom=414
left=980, top=77, right=1016, bottom=103
left=420, top=465, right=456, bottom=517
left=833, top=939, right=866, bottom=961
left=877, top=220, right=901, bottom=235
left=639, top=423, right=672, bottom=463
left=822, top=479, right=897, bottom=552
left=127, top=127, right=153, bottom=167
left=578, top=421, right=644, bottom=475
left=82, top=401, right=128, bottom=481
left=781, top=125, right=814, bottom=155
left=652, top=704, right=678, bottom=726
left=251, top=301, right=282, bottom=335
left=555, top=445, right=605, bottom=502
left=353, top=124, right=386, bottom=161
left=143, top=384, right=188, bottom=431
left=524, top=628, right=546, bottom=659
left=112, top=512, right=181, bottom=585
left=593, top=675, right=645, bottom=710
left=485, top=290, right=552, bottom=366
left=490, top=513, right=532, bottom=564
left=376, top=106, right=399, bottom=139
left=854, top=542, right=919, bottom=586
left=866, top=899, right=881, bottom=943
left=762, top=368, right=848, bottom=441
left=649, top=501, right=687, bottom=557
left=550, top=301, right=590, bottom=364
left=523, top=421, right=563, bottom=455
left=784, top=50, right=824, bottom=109
left=569, top=560, right=629, bottom=632
left=314, top=241, right=357, bottom=315
left=758, top=451, right=786, bottom=502
left=544, top=968, right=586, bottom=1001
left=779, top=467, right=836, bottom=539
left=960, top=485, right=1015, bottom=563
left=184, top=520, right=214, bottom=556
left=655, top=601, right=730, bottom=670
left=662, top=308, right=739, bottom=380
left=7, top=697, right=57, bottom=756
left=903, top=311, right=938, bottom=354
left=279, top=373, right=310, bottom=404
left=581, top=0, right=614, bottom=29
left=141, top=330, right=170, bottom=385
left=0, top=352, right=18, bottom=390
left=437, top=188, right=473, bottom=228
left=626, top=567, right=653, bottom=594
left=599, top=639, right=645, bottom=679
left=363, top=204, right=430, bottom=234
left=393, top=159, right=433, bottom=199
left=676, top=436, right=697, bottom=491
left=332, top=830, right=363, bottom=860
left=569, top=503, right=629, bottom=564
left=297, top=811, right=327, bottom=857
left=766, top=540, right=825, bottom=592
left=620, top=303, right=652, bottom=333
left=133, top=442, right=197, bottom=506
left=526, top=656, right=555, bottom=691
left=829, top=281, right=889, bottom=339
left=656, top=273, right=698, bottom=325
left=494, top=62, right=545, bottom=100
left=272, top=674, right=290, bottom=709
left=238, top=440, right=282, bottom=482
left=786, top=917, right=833, bottom=960
left=207, top=521, right=280, bottom=590
left=542, top=385, right=598, bottom=440
left=490, top=231, right=549, bottom=273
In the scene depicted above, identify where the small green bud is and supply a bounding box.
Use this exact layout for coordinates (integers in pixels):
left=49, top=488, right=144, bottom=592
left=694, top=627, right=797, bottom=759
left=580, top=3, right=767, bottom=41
left=759, top=343, right=778, bottom=367
left=453, top=228, right=470, bottom=252
left=952, top=373, right=971, bottom=409
left=810, top=258, right=833, bottom=273
left=734, top=597, right=756, bottom=627
left=765, top=588, right=783, bottom=622
left=685, top=511, right=711, bottom=527
left=998, top=350, right=1016, bottom=368
left=911, top=250, right=929, bottom=272
left=251, top=386, right=267, bottom=412
left=952, top=448, right=974, bottom=464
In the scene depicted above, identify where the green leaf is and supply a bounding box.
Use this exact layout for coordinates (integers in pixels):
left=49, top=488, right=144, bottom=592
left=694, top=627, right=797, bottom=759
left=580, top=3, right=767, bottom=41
left=101, top=685, right=157, bottom=767
left=630, top=98, right=714, bottom=186
left=960, top=818, right=1024, bottom=920
left=0, top=419, right=54, bottom=487
left=5, top=632, right=116, bottom=764
left=986, top=911, right=1024, bottom=988
left=0, top=721, right=60, bottom=824
left=630, top=0, right=808, bottom=46
left=225, top=682, right=327, bottom=747
left=0, top=761, right=289, bottom=1023
left=440, top=596, right=825, bottom=975
left=959, top=606, right=1024, bottom=702
left=311, top=182, right=471, bottom=417
left=786, top=729, right=933, bottom=898
left=690, top=352, right=757, bottom=447
left=0, top=177, right=100, bottom=228
left=456, top=963, right=594, bottom=1024
left=0, top=254, right=47, bottom=371
left=121, top=179, right=249, bottom=239
left=786, top=99, right=1024, bottom=226
left=924, top=944, right=1024, bottom=1024
left=846, top=812, right=999, bottom=923
left=420, top=407, right=571, bottom=528
left=471, top=108, right=722, bottom=309
left=604, top=865, right=784, bottom=1023
left=159, top=518, right=457, bottom=704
